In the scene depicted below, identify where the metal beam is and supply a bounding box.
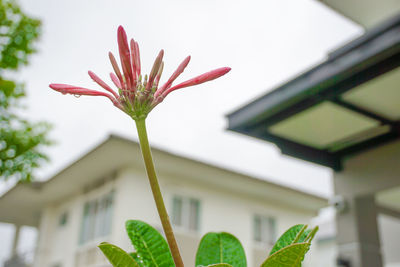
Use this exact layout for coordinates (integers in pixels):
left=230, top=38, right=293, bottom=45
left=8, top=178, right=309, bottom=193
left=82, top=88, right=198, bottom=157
left=335, top=131, right=399, bottom=158
left=230, top=125, right=342, bottom=170
left=332, top=98, right=396, bottom=126
left=377, top=204, right=400, bottom=220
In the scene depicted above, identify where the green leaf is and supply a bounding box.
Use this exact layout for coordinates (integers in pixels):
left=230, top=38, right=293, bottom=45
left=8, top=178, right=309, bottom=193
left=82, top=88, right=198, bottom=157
left=304, top=227, right=318, bottom=243
left=129, top=252, right=146, bottom=267
left=98, top=242, right=140, bottom=267
left=0, top=0, right=51, bottom=182
left=125, top=220, right=174, bottom=267
left=269, top=225, right=309, bottom=255
left=196, top=232, right=246, bottom=267
left=205, top=264, right=234, bottom=267
left=0, top=1, right=41, bottom=70
left=261, top=243, right=310, bottom=267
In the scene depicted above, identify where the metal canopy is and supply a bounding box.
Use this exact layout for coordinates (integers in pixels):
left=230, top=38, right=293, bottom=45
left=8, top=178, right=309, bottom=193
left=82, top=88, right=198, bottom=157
left=227, top=13, right=400, bottom=171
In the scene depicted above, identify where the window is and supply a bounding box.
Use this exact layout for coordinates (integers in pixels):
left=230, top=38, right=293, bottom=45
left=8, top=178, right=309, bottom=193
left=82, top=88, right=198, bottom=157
left=79, top=191, right=114, bottom=244
left=171, top=195, right=200, bottom=231
left=58, top=212, right=68, bottom=227
left=253, top=215, right=276, bottom=245
left=172, top=197, right=183, bottom=226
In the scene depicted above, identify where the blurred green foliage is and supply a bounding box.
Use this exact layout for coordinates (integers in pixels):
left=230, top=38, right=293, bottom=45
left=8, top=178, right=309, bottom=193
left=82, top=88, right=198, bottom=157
left=0, top=0, right=51, bottom=182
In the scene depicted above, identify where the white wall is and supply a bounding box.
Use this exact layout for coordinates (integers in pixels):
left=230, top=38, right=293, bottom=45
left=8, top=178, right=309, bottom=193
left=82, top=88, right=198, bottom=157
left=33, top=166, right=323, bottom=267
left=162, top=172, right=316, bottom=266
left=334, top=140, right=400, bottom=197
left=379, top=214, right=400, bottom=267
left=34, top=178, right=117, bottom=267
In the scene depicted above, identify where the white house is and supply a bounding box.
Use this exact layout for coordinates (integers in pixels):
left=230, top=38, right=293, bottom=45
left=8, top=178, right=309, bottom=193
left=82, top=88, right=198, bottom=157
left=0, top=135, right=328, bottom=267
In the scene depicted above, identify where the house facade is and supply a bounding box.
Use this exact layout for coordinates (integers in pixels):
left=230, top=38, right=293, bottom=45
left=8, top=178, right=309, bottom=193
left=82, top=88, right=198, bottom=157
left=0, top=135, right=328, bottom=267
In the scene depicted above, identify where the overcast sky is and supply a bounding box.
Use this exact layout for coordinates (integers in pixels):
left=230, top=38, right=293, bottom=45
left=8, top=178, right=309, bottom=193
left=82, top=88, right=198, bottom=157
left=1, top=0, right=363, bottom=262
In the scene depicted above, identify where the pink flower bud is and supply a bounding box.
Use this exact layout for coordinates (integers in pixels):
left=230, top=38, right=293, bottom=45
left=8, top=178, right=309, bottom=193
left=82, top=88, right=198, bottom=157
left=88, top=71, right=120, bottom=99
left=161, top=67, right=231, bottom=98
left=49, top=83, right=120, bottom=107
left=110, top=73, right=122, bottom=89
left=108, top=52, right=124, bottom=89
left=117, top=26, right=134, bottom=89
left=49, top=26, right=230, bottom=120
left=155, top=56, right=191, bottom=98
left=146, top=49, right=164, bottom=93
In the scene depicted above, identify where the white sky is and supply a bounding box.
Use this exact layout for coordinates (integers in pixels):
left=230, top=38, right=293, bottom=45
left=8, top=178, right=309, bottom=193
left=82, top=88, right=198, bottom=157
left=1, top=0, right=363, bottom=262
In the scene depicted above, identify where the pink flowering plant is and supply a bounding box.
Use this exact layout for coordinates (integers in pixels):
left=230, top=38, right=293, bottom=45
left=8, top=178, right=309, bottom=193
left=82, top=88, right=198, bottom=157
left=50, top=26, right=317, bottom=267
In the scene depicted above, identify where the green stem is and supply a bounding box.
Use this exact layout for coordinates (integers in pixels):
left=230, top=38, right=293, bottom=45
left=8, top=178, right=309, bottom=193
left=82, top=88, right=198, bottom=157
left=135, top=119, right=184, bottom=267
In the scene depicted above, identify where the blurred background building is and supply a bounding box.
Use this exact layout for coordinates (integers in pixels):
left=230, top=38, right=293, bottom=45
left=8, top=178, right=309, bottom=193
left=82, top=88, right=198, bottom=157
left=0, top=135, right=327, bottom=267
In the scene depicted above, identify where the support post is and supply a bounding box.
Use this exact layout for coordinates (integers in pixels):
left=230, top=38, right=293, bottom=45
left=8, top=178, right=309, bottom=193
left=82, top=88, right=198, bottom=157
left=11, top=224, right=21, bottom=257
left=335, top=194, right=383, bottom=267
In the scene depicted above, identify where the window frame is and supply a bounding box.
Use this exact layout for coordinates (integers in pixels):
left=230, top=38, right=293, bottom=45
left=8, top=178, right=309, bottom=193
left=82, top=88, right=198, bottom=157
left=58, top=211, right=68, bottom=227
left=252, top=214, right=277, bottom=246
left=79, top=190, right=114, bottom=245
left=171, top=195, right=201, bottom=233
